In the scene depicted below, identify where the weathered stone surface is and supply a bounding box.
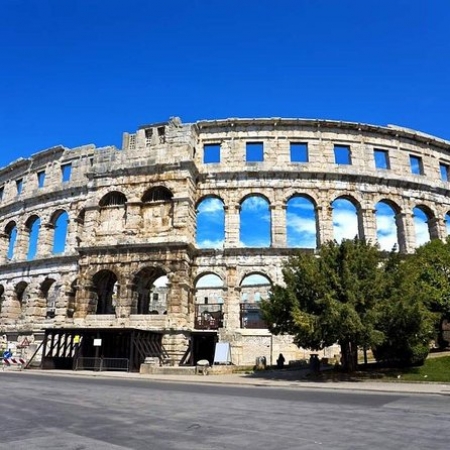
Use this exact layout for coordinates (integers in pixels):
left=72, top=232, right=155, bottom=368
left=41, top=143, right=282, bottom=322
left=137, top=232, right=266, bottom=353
left=1, top=117, right=450, bottom=365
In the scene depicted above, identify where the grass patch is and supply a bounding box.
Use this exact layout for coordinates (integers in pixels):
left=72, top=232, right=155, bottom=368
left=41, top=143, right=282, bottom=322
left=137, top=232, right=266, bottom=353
left=380, top=356, right=450, bottom=383
left=307, top=355, right=450, bottom=383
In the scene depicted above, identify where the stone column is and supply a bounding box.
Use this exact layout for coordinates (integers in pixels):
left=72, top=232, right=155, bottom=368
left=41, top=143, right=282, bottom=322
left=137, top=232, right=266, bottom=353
left=14, top=225, right=29, bottom=261
left=428, top=217, right=446, bottom=241
left=224, top=266, right=241, bottom=329
left=358, top=208, right=377, bottom=245
left=0, top=233, right=9, bottom=264
left=271, top=204, right=286, bottom=247
left=316, top=204, right=333, bottom=247
left=396, top=212, right=415, bottom=253
left=37, top=223, right=54, bottom=258
left=224, top=204, right=240, bottom=248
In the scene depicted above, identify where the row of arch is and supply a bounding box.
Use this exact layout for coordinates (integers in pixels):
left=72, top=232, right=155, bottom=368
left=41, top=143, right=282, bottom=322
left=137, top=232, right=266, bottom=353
left=196, top=194, right=450, bottom=251
left=0, top=270, right=272, bottom=320
left=4, top=210, right=69, bottom=260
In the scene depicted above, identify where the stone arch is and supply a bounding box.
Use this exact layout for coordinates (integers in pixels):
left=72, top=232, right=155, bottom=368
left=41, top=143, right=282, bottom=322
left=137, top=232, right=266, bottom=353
left=239, top=194, right=271, bottom=247
left=92, top=270, right=119, bottom=315
left=239, top=273, right=271, bottom=329
left=25, top=215, right=41, bottom=260
left=413, top=204, right=434, bottom=247
left=50, top=209, right=69, bottom=254
left=0, top=284, right=4, bottom=315
left=196, top=196, right=225, bottom=249
left=40, top=277, right=59, bottom=318
left=98, top=192, right=127, bottom=234
left=194, top=273, right=225, bottom=329
left=5, top=221, right=18, bottom=260
left=445, top=211, right=450, bottom=237
left=131, top=266, right=168, bottom=315
left=142, top=186, right=173, bottom=202
left=375, top=199, right=400, bottom=251
left=141, top=187, right=174, bottom=231
left=67, top=278, right=77, bottom=318
left=14, top=281, right=29, bottom=319
left=286, top=194, right=317, bottom=248
left=331, top=196, right=360, bottom=243
left=99, top=191, right=127, bottom=207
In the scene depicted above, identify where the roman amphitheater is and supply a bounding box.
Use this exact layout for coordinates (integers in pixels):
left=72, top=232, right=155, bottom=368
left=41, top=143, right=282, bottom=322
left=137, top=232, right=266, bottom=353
left=1, top=117, right=450, bottom=371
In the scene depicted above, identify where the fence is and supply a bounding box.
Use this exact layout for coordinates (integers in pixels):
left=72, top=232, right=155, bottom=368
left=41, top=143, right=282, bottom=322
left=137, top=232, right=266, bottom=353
left=74, top=357, right=129, bottom=372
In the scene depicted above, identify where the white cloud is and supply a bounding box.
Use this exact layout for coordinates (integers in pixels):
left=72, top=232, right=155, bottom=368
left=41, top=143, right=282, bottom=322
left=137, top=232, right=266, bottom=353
left=197, top=198, right=224, bottom=215
left=241, top=196, right=269, bottom=211
left=376, top=213, right=398, bottom=251
left=197, top=238, right=224, bottom=249
left=333, top=208, right=358, bottom=243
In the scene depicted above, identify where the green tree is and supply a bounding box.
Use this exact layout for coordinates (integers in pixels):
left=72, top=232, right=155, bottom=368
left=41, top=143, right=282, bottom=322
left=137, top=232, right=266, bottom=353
left=405, top=238, right=450, bottom=347
left=261, top=238, right=384, bottom=372
left=372, top=253, right=433, bottom=366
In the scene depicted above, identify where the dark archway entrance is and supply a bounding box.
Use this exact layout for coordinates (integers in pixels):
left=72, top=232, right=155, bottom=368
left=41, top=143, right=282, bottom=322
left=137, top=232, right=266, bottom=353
left=92, top=270, right=118, bottom=314
left=191, top=332, right=217, bottom=365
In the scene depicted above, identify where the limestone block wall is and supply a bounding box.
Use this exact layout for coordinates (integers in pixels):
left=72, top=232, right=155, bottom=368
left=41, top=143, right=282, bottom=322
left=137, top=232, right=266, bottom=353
left=1, top=117, right=450, bottom=364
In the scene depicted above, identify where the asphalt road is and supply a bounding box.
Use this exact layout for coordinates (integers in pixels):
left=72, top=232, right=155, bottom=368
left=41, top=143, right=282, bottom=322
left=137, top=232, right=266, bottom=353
left=1, top=372, right=449, bottom=449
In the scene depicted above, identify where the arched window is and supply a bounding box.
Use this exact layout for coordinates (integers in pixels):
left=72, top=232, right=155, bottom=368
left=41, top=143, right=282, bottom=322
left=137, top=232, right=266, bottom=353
left=92, top=270, right=118, bottom=315
left=375, top=201, right=399, bottom=251
left=15, top=281, right=28, bottom=318
left=286, top=195, right=317, bottom=248
left=446, top=212, right=450, bottom=237
left=240, top=195, right=271, bottom=247
left=52, top=211, right=69, bottom=254
left=194, top=274, right=224, bottom=330
left=40, top=278, right=58, bottom=318
left=5, top=222, right=17, bottom=260
left=413, top=206, right=431, bottom=248
left=142, top=186, right=173, bottom=203
left=239, top=274, right=271, bottom=329
left=196, top=197, right=225, bottom=248
left=132, top=267, right=168, bottom=315
left=99, top=191, right=127, bottom=207
left=332, top=198, right=358, bottom=243
left=26, top=216, right=41, bottom=260
left=0, top=284, right=4, bottom=315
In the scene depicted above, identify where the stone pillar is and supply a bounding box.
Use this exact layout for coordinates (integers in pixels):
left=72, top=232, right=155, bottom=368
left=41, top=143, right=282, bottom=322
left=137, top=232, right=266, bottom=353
left=66, top=218, right=79, bottom=253
left=0, top=233, right=9, bottom=264
left=224, top=266, right=241, bottom=329
left=271, top=204, right=286, bottom=247
left=14, top=225, right=29, bottom=261
left=396, top=212, right=415, bottom=253
left=37, top=223, right=54, bottom=258
left=316, top=204, right=333, bottom=247
left=428, top=217, right=446, bottom=241
left=358, top=208, right=377, bottom=245
left=124, top=202, right=142, bottom=234
left=224, top=205, right=240, bottom=248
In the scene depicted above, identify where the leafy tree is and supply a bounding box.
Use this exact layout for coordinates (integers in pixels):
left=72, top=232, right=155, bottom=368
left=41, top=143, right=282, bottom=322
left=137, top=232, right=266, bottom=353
left=406, top=238, right=450, bottom=347
left=261, top=238, right=384, bottom=372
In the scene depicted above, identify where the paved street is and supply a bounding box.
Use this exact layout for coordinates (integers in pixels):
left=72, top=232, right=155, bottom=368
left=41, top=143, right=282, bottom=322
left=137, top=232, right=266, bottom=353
left=1, top=372, right=449, bottom=449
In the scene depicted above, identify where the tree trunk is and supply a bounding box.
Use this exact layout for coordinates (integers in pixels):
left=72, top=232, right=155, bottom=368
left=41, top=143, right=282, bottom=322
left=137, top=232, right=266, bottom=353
left=340, top=340, right=358, bottom=372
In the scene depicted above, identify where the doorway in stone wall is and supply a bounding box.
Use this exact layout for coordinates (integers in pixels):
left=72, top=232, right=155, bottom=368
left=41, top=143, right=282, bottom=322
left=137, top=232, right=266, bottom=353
left=191, top=332, right=217, bottom=366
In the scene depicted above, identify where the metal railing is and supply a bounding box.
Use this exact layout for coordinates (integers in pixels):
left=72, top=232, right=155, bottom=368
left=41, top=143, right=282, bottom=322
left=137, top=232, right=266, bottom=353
left=74, top=357, right=129, bottom=372
left=240, top=303, right=267, bottom=329
left=195, top=304, right=223, bottom=330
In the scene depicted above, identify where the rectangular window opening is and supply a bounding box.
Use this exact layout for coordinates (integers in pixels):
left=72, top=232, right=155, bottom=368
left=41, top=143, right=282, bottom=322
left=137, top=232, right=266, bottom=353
left=61, top=163, right=72, bottom=182
left=440, top=163, right=449, bottom=182
left=203, top=143, right=221, bottom=163
left=290, top=142, right=308, bottom=163
left=16, top=179, right=23, bottom=195
left=410, top=155, right=424, bottom=175
left=246, top=142, right=264, bottom=162
left=334, top=145, right=352, bottom=165
left=374, top=149, right=390, bottom=170
left=37, top=171, right=46, bottom=188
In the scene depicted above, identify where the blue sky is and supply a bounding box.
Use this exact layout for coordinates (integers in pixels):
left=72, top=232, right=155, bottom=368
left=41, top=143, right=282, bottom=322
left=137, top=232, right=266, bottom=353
left=1, top=0, right=449, bottom=169
left=1, top=0, right=449, bottom=258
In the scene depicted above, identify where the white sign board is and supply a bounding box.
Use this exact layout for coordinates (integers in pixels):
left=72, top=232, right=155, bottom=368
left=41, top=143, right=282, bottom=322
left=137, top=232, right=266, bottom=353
left=213, top=342, right=232, bottom=364
left=93, top=339, right=102, bottom=347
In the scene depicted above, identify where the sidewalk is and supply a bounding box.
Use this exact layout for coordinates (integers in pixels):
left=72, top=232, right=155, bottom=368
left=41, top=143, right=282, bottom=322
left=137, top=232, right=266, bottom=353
left=10, top=367, right=450, bottom=396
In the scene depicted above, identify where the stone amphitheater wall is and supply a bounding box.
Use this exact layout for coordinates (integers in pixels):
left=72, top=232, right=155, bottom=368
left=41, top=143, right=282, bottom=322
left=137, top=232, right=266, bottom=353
left=1, top=117, right=450, bottom=365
